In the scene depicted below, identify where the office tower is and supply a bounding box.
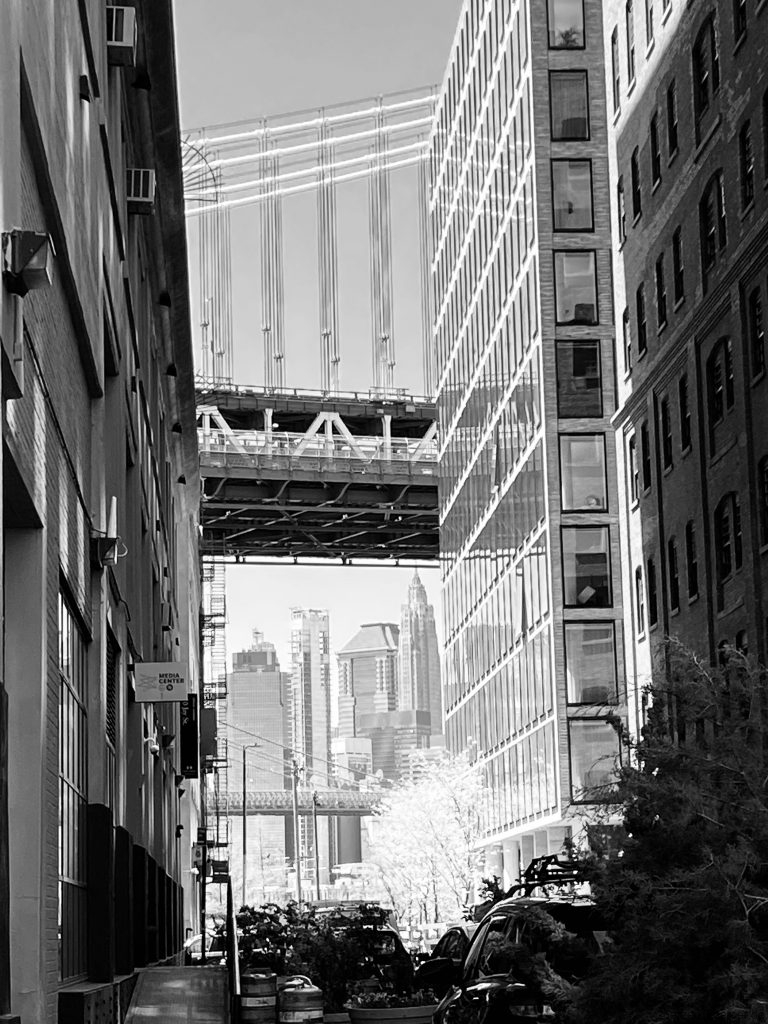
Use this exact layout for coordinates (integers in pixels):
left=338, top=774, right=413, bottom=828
left=337, top=623, right=400, bottom=735
left=398, top=570, right=443, bottom=731
left=605, top=0, right=768, bottom=732
left=290, top=609, right=332, bottom=884
left=431, top=0, right=626, bottom=881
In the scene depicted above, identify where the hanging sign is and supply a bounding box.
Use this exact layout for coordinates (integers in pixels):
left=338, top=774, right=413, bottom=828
left=180, top=695, right=199, bottom=778
left=134, top=662, right=188, bottom=702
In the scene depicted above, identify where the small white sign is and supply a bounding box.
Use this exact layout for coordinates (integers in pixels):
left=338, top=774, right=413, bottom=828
left=134, top=662, right=188, bottom=702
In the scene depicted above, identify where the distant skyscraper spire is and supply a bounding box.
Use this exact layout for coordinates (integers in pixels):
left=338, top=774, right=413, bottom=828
left=398, top=572, right=442, bottom=732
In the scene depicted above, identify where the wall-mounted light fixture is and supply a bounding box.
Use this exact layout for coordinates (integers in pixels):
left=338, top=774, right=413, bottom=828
left=2, top=229, right=55, bottom=297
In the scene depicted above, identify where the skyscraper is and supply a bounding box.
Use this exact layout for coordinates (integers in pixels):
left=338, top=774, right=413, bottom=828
left=337, top=622, right=400, bottom=735
left=398, top=570, right=442, bottom=732
left=431, top=0, right=625, bottom=880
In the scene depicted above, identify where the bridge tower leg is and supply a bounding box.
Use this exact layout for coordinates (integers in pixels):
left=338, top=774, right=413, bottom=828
left=417, top=153, right=435, bottom=398
left=368, top=101, right=395, bottom=396
left=260, top=127, right=286, bottom=389
left=318, top=117, right=340, bottom=394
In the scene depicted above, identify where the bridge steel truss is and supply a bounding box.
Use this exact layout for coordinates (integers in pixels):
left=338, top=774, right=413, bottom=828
left=197, top=382, right=438, bottom=563
left=219, top=788, right=382, bottom=817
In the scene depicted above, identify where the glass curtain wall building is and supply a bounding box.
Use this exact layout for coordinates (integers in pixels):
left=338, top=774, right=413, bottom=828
left=431, top=0, right=626, bottom=879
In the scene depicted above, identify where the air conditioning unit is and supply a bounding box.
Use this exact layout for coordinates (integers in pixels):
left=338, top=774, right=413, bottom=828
left=106, top=6, right=137, bottom=67
left=126, top=168, right=156, bottom=215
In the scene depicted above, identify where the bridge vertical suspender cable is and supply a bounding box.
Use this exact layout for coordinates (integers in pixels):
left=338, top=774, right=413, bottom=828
left=369, top=99, right=396, bottom=393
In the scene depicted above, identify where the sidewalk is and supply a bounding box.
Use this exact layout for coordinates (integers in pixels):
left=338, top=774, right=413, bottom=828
left=125, top=967, right=229, bottom=1023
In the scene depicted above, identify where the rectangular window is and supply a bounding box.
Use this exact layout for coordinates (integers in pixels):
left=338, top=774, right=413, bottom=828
left=666, top=80, right=678, bottom=154
left=554, top=251, right=598, bottom=325
left=569, top=719, right=619, bottom=799
left=556, top=340, right=603, bottom=417
left=548, top=0, right=585, bottom=47
left=560, top=434, right=608, bottom=510
left=551, top=159, right=594, bottom=231
left=679, top=374, right=692, bottom=450
left=749, top=288, right=765, bottom=377
left=617, top=177, right=627, bottom=243
left=635, top=567, right=645, bottom=635
left=672, top=226, right=684, bottom=303
left=647, top=557, right=658, bottom=626
left=655, top=253, right=667, bottom=328
left=623, top=307, right=631, bottom=373
left=641, top=420, right=652, bottom=489
left=565, top=623, right=618, bottom=703
left=58, top=592, right=88, bottom=982
left=630, top=148, right=641, bottom=218
left=686, top=520, right=699, bottom=598
left=611, top=28, right=621, bottom=111
left=628, top=434, right=639, bottom=501
left=626, top=0, right=636, bottom=83
left=636, top=283, right=647, bottom=355
left=740, top=121, right=755, bottom=209
left=668, top=536, right=680, bottom=612
left=661, top=396, right=673, bottom=468
left=645, top=0, right=654, bottom=44
left=650, top=113, right=661, bottom=185
left=733, top=0, right=747, bottom=41
left=562, top=526, right=612, bottom=608
left=550, top=71, right=590, bottom=140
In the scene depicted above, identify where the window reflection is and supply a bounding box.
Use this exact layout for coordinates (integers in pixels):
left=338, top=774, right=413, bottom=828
left=562, top=526, right=612, bottom=607
left=548, top=0, right=585, bottom=47
left=556, top=340, right=602, bottom=417
left=552, top=160, right=593, bottom=231
left=569, top=719, right=620, bottom=798
left=554, top=251, right=598, bottom=325
left=560, top=434, right=607, bottom=510
left=565, top=623, right=617, bottom=703
left=550, top=71, right=590, bottom=140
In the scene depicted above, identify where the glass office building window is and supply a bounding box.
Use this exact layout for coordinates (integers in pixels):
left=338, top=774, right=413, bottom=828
left=556, top=340, right=602, bottom=417
left=559, top=434, right=607, bottom=510
left=551, top=160, right=593, bottom=231
left=550, top=71, right=590, bottom=140
left=547, top=0, right=585, bottom=47
left=554, top=251, right=598, bottom=325
left=569, top=719, right=620, bottom=798
left=565, top=623, right=618, bottom=703
left=562, top=526, right=612, bottom=607
left=58, top=591, right=88, bottom=981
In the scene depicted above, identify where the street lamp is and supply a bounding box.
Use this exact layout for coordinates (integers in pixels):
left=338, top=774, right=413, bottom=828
left=242, top=742, right=261, bottom=907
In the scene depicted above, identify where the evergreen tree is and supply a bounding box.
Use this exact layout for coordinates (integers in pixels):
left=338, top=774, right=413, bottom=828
left=569, top=645, right=768, bottom=1024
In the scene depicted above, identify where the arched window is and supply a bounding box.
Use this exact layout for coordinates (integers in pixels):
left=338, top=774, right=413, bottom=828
left=692, top=15, right=720, bottom=134
left=706, top=337, right=734, bottom=446
left=699, top=170, right=726, bottom=284
left=714, top=492, right=742, bottom=585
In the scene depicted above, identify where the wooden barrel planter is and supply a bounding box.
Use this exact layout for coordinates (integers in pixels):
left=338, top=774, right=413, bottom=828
left=348, top=1007, right=437, bottom=1024
left=278, top=976, right=324, bottom=1024
left=241, top=973, right=278, bottom=1024
left=323, top=1013, right=350, bottom=1024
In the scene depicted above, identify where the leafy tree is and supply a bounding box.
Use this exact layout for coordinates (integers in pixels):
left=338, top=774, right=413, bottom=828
left=367, top=751, right=487, bottom=926
left=568, top=645, right=768, bottom=1024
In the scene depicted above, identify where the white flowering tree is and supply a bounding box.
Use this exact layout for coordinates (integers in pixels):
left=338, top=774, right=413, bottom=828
left=367, top=751, right=488, bottom=927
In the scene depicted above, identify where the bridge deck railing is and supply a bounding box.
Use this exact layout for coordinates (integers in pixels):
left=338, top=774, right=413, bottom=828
left=198, top=428, right=438, bottom=468
left=195, top=377, right=435, bottom=406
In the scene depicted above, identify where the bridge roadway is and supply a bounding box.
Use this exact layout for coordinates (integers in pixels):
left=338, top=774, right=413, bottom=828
left=210, top=787, right=383, bottom=817
left=196, top=381, right=439, bottom=562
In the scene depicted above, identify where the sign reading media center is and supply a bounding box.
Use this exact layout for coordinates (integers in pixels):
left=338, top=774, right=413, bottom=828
left=134, top=662, right=188, bottom=702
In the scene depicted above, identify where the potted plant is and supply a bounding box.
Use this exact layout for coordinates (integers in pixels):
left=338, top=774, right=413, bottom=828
left=345, top=987, right=439, bottom=1024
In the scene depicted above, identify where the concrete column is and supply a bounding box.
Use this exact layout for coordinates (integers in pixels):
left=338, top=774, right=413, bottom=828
left=484, top=843, right=503, bottom=883
left=501, top=840, right=521, bottom=890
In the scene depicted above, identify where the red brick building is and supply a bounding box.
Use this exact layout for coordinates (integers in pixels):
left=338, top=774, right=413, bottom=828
left=0, top=3, right=201, bottom=1021
left=606, top=0, right=768, bottom=734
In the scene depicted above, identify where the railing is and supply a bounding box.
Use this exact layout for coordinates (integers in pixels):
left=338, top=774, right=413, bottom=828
left=198, top=428, right=439, bottom=467
left=194, top=375, right=435, bottom=406
left=226, top=877, right=241, bottom=1022
left=218, top=788, right=384, bottom=813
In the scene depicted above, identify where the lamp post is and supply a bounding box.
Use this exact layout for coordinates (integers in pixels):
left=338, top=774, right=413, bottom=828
left=242, top=742, right=260, bottom=908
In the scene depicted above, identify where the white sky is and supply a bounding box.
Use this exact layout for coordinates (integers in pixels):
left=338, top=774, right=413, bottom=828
left=174, top=1, right=461, bottom=668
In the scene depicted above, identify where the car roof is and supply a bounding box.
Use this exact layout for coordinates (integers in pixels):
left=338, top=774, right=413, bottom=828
left=479, top=896, right=603, bottom=929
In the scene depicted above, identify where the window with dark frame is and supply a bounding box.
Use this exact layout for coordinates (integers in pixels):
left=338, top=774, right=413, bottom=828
left=611, top=28, right=621, bottom=111
left=714, top=492, right=743, bottom=585
left=655, top=252, right=667, bottom=329
left=636, top=283, right=647, bottom=355
left=635, top=566, right=646, bottom=635
left=668, top=536, right=680, bottom=612
left=679, top=373, right=692, bottom=450
left=672, top=226, right=684, bottom=303
left=645, top=0, right=654, bottom=45
left=740, top=120, right=755, bottom=209
left=550, top=71, right=590, bottom=140
left=692, top=16, right=720, bottom=140
left=647, top=557, right=658, bottom=627
left=560, top=434, right=608, bottom=511
left=547, top=0, right=585, bottom=48
left=686, top=520, right=699, bottom=598
left=666, top=79, right=679, bottom=154
left=699, top=170, right=727, bottom=285
left=631, top=147, right=642, bottom=218
left=556, top=339, right=603, bottom=417
left=641, top=420, right=652, bottom=490
left=650, top=113, right=662, bottom=186
left=733, top=0, right=747, bottom=42
left=626, top=0, right=636, bottom=84
left=661, top=396, right=673, bottom=469
left=629, top=434, right=639, bottom=502
left=554, top=251, right=598, bottom=325
left=551, top=159, right=594, bottom=231
left=617, top=176, right=627, bottom=243
left=707, top=337, right=735, bottom=440
left=623, top=307, right=632, bottom=373
left=749, top=288, right=765, bottom=378
left=562, top=526, right=613, bottom=608
left=760, top=457, right=768, bottom=548
left=565, top=622, right=618, bottom=704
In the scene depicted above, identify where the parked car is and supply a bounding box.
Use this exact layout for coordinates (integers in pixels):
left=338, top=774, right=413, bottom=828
left=422, top=895, right=606, bottom=1023
left=183, top=931, right=226, bottom=966
left=413, top=922, right=478, bottom=996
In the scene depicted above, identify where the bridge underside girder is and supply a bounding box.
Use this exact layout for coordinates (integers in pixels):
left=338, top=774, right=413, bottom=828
left=200, top=470, right=438, bottom=562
